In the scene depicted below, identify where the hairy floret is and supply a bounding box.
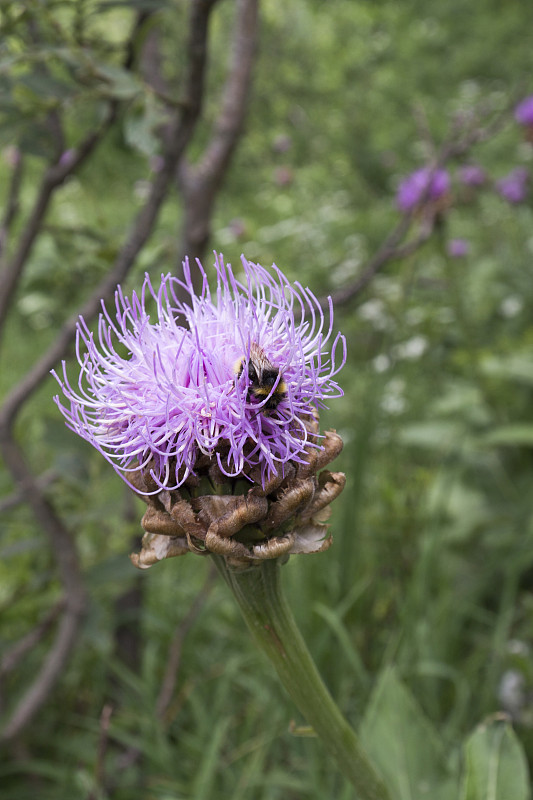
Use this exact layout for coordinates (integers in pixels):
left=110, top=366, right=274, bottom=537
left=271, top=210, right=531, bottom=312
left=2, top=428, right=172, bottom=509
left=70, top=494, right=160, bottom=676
left=53, top=254, right=346, bottom=493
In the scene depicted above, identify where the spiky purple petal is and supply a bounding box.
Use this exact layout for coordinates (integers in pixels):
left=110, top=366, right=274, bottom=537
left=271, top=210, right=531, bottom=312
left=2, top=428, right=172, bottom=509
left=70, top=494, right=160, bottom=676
left=53, top=255, right=346, bottom=493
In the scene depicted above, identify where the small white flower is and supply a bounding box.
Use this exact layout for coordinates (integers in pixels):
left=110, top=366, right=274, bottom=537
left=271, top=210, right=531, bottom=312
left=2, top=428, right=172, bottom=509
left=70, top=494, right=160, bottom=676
left=500, top=295, right=524, bottom=318
left=373, top=354, right=391, bottom=373
left=357, top=299, right=390, bottom=330
left=393, top=335, right=428, bottom=361
left=380, top=378, right=407, bottom=415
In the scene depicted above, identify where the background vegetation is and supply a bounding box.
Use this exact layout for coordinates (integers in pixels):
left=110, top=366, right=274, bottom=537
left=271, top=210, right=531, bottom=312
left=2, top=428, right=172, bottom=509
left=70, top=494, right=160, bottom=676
left=2, top=0, right=533, bottom=797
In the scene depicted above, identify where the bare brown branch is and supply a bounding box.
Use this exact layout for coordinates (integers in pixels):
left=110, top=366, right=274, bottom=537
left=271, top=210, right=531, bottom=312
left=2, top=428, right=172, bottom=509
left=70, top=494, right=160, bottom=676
left=0, top=104, right=121, bottom=342
left=177, top=0, right=260, bottom=265
left=0, top=153, right=24, bottom=259
left=321, top=214, right=414, bottom=309
left=0, top=432, right=87, bottom=743
left=0, top=469, right=58, bottom=513
left=0, top=600, right=64, bottom=681
left=0, top=7, right=159, bottom=344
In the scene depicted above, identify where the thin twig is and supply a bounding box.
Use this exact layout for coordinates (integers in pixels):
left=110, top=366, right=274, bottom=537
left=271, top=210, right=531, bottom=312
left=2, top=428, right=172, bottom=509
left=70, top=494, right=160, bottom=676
left=0, top=153, right=24, bottom=259
left=0, top=432, right=87, bottom=744
left=0, top=469, right=58, bottom=513
left=195, top=0, right=259, bottom=182
left=321, top=214, right=414, bottom=309
left=0, top=599, right=65, bottom=680
left=156, top=565, right=217, bottom=720
left=441, top=101, right=511, bottom=162
left=412, top=102, right=437, bottom=160
left=0, top=103, right=120, bottom=341
left=177, top=0, right=259, bottom=265
left=0, top=6, right=155, bottom=343
left=86, top=704, right=114, bottom=800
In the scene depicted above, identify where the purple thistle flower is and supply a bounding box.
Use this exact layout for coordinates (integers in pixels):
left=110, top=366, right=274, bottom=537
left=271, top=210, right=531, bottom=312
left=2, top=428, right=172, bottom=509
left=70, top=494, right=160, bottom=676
left=458, top=164, right=486, bottom=187
left=514, top=96, right=533, bottom=127
left=447, top=238, right=470, bottom=258
left=53, top=255, right=346, bottom=494
left=396, top=166, right=450, bottom=212
left=496, top=168, right=529, bottom=204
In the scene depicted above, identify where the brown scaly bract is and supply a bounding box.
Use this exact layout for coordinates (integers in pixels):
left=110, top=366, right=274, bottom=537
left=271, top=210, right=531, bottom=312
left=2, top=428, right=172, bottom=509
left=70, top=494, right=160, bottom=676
left=130, top=414, right=345, bottom=570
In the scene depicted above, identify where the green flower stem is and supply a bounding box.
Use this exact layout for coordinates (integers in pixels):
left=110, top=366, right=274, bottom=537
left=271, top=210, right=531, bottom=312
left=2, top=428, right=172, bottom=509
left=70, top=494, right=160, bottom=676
left=212, top=556, right=390, bottom=800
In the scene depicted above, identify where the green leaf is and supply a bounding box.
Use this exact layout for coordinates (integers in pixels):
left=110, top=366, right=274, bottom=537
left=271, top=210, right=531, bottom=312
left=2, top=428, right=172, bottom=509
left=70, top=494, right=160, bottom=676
left=97, top=0, right=171, bottom=8
left=481, top=425, right=533, bottom=448
left=18, top=70, right=74, bottom=101
left=360, top=667, right=459, bottom=800
left=460, top=716, right=530, bottom=800
left=93, top=64, right=144, bottom=100
left=480, top=354, right=533, bottom=387
left=123, top=97, right=166, bottom=157
left=398, top=420, right=467, bottom=451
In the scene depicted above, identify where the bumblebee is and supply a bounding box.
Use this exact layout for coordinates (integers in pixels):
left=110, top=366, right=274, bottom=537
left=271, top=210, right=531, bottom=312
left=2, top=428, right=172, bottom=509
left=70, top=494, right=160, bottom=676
left=234, top=342, right=287, bottom=412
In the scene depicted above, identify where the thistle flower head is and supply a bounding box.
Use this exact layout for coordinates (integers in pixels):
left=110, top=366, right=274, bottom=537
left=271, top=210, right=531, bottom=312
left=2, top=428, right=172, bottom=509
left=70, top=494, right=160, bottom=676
left=396, top=166, right=450, bottom=212
left=447, top=238, right=470, bottom=258
left=496, top=167, right=529, bottom=204
left=53, top=254, right=346, bottom=495
left=515, top=95, right=533, bottom=127
left=458, top=164, right=486, bottom=187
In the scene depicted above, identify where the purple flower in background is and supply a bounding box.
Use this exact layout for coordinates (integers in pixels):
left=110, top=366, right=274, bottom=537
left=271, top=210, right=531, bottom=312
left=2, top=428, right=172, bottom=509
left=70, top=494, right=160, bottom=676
left=59, top=149, right=76, bottom=168
left=496, top=168, right=529, bottom=204
left=53, top=255, right=346, bottom=493
left=458, top=164, right=486, bottom=187
left=514, top=96, right=533, bottom=127
left=396, top=166, right=450, bottom=212
left=447, top=238, right=470, bottom=258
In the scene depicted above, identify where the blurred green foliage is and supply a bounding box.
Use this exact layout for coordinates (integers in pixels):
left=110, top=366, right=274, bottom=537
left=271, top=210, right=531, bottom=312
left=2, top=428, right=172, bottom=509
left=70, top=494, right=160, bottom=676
left=2, top=0, right=533, bottom=798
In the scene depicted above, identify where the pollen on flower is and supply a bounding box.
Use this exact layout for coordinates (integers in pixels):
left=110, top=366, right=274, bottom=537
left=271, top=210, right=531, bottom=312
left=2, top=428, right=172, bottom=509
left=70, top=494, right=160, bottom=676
left=52, top=254, right=346, bottom=495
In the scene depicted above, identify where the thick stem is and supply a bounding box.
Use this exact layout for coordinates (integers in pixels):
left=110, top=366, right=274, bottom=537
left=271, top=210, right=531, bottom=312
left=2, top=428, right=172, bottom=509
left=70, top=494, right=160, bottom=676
left=212, top=556, right=390, bottom=800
